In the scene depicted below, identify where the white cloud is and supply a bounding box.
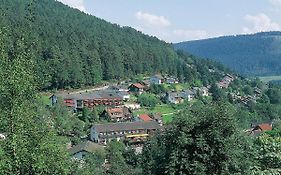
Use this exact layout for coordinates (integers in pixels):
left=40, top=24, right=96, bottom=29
left=269, top=0, right=281, bottom=6
left=243, top=13, right=281, bottom=33
left=172, top=29, right=208, bottom=41
left=135, top=11, right=171, bottom=27
left=57, top=0, right=86, bottom=12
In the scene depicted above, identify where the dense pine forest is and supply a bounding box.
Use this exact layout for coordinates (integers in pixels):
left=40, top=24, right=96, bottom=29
left=175, top=32, right=281, bottom=76
left=0, top=0, right=225, bottom=90
left=0, top=0, right=281, bottom=175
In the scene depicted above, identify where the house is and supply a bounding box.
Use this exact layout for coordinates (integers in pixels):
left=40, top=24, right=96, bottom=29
left=57, top=90, right=123, bottom=111
left=217, top=74, right=235, bottom=89
left=91, top=121, right=162, bottom=145
left=103, top=107, right=133, bottom=122
left=253, top=123, right=272, bottom=132
left=240, top=95, right=256, bottom=105
left=192, top=87, right=209, bottom=97
left=124, top=102, right=141, bottom=110
left=181, top=90, right=195, bottom=101
left=254, top=87, right=262, bottom=96
left=49, top=94, right=58, bottom=106
left=137, top=114, right=153, bottom=122
left=166, top=77, right=179, bottom=84
left=247, top=123, right=273, bottom=136
left=167, top=90, right=195, bottom=104
left=150, top=75, right=164, bottom=85
left=129, top=83, right=145, bottom=94
left=167, top=92, right=184, bottom=104
left=152, top=113, right=163, bottom=126
left=68, top=141, right=104, bottom=159
left=140, top=80, right=150, bottom=87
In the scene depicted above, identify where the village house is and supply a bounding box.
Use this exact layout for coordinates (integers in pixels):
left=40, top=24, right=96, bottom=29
left=217, top=74, right=235, bottom=89
left=90, top=121, right=162, bottom=145
left=68, top=141, right=104, bottom=159
left=167, top=92, right=184, bottom=104
left=137, top=114, right=153, bottom=122
left=167, top=90, right=195, bottom=104
left=247, top=123, right=273, bottom=136
left=102, top=107, right=133, bottom=122
left=140, top=80, right=150, bottom=87
left=240, top=95, right=256, bottom=105
left=57, top=90, right=124, bottom=111
left=166, top=77, right=179, bottom=84
left=128, top=83, right=145, bottom=94
left=152, top=113, right=163, bottom=126
left=192, top=87, right=209, bottom=97
left=49, top=94, right=58, bottom=106
left=124, top=102, right=141, bottom=110
left=254, top=87, right=262, bottom=97
left=150, top=74, right=164, bottom=85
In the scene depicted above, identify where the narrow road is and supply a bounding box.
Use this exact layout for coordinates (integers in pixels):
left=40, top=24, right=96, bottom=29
left=68, top=85, right=109, bottom=94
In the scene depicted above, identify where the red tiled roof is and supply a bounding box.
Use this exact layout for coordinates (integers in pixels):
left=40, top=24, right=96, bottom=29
left=258, top=123, right=272, bottom=131
left=139, top=114, right=153, bottom=122
left=132, top=83, right=145, bottom=89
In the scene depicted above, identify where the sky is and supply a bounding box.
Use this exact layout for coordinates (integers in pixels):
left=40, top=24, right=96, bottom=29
left=57, top=0, right=281, bottom=43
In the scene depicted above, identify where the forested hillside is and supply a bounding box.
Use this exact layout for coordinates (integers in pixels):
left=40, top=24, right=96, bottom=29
left=0, top=0, right=225, bottom=90
left=175, top=32, right=281, bottom=76
left=1, top=1, right=281, bottom=174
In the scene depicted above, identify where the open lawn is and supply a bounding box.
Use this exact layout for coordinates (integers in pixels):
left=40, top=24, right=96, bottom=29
left=133, top=104, right=178, bottom=123
left=163, top=83, right=191, bottom=92
left=259, top=76, right=281, bottom=83
left=39, top=95, right=51, bottom=106
left=162, top=114, right=174, bottom=123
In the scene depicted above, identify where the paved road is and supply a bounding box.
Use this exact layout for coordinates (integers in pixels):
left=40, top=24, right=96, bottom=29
left=68, top=85, right=109, bottom=94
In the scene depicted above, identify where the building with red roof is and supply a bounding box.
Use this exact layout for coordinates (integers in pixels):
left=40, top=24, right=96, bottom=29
left=138, top=114, right=153, bottom=122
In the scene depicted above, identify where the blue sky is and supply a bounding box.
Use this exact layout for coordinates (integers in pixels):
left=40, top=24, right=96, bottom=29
left=57, top=0, right=281, bottom=42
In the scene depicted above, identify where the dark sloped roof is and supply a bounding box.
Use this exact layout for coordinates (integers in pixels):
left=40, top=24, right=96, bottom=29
left=92, top=121, right=162, bottom=133
left=68, top=141, right=104, bottom=155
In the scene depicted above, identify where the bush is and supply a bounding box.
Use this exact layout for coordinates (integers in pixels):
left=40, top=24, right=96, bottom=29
left=137, top=93, right=159, bottom=108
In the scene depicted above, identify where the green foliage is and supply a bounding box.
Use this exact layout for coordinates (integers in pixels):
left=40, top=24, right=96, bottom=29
left=142, top=103, right=253, bottom=175
left=51, top=101, right=86, bottom=143
left=243, top=85, right=254, bottom=95
left=72, top=150, right=106, bottom=175
left=209, top=83, right=226, bottom=102
left=106, top=141, right=137, bottom=175
left=0, top=29, right=71, bottom=174
left=137, top=93, right=159, bottom=108
left=149, top=84, right=166, bottom=94
left=175, top=32, right=281, bottom=76
left=251, top=135, right=281, bottom=174
left=266, top=88, right=281, bottom=104
left=0, top=0, right=227, bottom=90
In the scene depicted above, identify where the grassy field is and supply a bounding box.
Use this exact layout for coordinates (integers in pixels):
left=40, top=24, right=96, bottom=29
left=39, top=95, right=51, bottom=106
left=133, top=104, right=178, bottom=124
left=259, top=76, right=281, bottom=83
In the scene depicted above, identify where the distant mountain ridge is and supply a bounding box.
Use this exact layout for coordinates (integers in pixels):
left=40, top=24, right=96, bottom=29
left=174, top=32, right=281, bottom=76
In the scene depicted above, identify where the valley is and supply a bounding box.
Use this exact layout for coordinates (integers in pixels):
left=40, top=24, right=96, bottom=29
left=0, top=0, right=281, bottom=174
